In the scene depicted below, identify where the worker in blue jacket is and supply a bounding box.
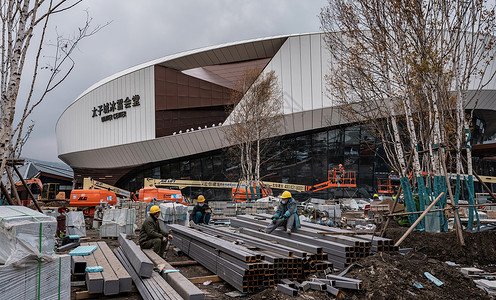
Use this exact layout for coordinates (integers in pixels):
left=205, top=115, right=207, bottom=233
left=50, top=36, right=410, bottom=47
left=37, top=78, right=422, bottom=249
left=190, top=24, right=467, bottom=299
left=264, top=191, right=300, bottom=234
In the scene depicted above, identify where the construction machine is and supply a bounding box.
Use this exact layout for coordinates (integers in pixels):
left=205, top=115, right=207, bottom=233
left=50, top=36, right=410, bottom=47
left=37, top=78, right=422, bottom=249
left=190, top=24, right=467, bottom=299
left=137, top=187, right=185, bottom=204
left=307, top=167, right=357, bottom=192
left=144, top=178, right=309, bottom=201
left=69, top=177, right=130, bottom=216
left=15, top=178, right=66, bottom=202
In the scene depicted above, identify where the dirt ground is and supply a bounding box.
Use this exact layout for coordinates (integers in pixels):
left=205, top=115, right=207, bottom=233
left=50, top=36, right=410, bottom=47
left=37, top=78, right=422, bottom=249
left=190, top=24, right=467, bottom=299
left=71, top=226, right=496, bottom=300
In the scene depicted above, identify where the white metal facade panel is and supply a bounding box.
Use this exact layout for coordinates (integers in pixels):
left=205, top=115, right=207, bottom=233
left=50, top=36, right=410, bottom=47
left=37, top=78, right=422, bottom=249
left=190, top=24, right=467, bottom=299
left=56, top=66, right=155, bottom=155
left=57, top=32, right=496, bottom=170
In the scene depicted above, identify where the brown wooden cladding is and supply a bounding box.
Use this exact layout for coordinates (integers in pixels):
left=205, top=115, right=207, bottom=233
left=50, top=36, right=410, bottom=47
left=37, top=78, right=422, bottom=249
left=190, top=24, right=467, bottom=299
left=154, top=65, right=234, bottom=137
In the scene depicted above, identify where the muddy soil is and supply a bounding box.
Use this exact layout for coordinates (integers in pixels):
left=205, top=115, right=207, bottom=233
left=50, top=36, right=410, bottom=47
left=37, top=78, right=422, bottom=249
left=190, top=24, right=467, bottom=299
left=384, top=228, right=496, bottom=266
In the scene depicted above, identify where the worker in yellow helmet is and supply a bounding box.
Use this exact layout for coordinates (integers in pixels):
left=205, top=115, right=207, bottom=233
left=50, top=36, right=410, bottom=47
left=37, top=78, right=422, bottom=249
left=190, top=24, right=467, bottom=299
left=189, top=195, right=212, bottom=227
left=264, top=191, right=301, bottom=234
left=139, top=205, right=172, bottom=257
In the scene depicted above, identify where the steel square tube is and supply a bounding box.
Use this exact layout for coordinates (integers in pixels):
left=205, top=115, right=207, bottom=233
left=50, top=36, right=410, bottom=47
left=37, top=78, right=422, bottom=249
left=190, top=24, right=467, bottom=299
left=277, top=284, right=298, bottom=297
left=235, top=215, right=366, bottom=246
left=197, top=225, right=297, bottom=257
left=170, top=225, right=257, bottom=262
left=309, top=281, right=326, bottom=290
left=239, top=228, right=324, bottom=255
left=312, top=278, right=335, bottom=285
left=333, top=279, right=363, bottom=290
left=326, top=284, right=342, bottom=297
left=326, top=274, right=363, bottom=284
left=232, top=219, right=352, bottom=254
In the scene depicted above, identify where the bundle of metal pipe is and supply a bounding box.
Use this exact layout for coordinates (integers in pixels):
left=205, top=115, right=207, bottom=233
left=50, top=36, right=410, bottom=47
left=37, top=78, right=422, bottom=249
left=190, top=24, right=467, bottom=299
left=169, top=224, right=274, bottom=293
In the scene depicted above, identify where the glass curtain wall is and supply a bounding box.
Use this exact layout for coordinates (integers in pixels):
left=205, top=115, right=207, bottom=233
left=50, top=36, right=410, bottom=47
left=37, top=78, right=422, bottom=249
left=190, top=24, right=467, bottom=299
left=118, top=124, right=389, bottom=200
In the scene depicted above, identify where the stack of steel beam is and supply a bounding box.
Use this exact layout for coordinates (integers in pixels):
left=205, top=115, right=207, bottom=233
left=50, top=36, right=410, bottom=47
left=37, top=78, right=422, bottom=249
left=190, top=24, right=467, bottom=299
left=353, top=234, right=399, bottom=253
left=194, top=225, right=332, bottom=281
left=169, top=224, right=272, bottom=293
left=230, top=214, right=395, bottom=269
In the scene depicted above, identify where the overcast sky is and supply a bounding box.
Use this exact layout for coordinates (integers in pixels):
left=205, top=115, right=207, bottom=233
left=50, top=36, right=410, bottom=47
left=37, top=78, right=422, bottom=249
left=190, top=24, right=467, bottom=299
left=20, top=0, right=328, bottom=163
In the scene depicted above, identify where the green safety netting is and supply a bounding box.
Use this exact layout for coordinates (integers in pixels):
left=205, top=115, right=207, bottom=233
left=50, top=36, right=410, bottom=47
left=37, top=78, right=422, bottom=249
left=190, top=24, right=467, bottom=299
left=465, top=175, right=480, bottom=231
left=400, top=176, right=422, bottom=229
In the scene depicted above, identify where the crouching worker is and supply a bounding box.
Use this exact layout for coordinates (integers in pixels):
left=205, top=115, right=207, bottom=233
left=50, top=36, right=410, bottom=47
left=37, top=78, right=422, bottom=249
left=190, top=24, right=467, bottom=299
left=264, top=191, right=300, bottom=234
left=189, top=195, right=212, bottom=226
left=139, top=205, right=172, bottom=257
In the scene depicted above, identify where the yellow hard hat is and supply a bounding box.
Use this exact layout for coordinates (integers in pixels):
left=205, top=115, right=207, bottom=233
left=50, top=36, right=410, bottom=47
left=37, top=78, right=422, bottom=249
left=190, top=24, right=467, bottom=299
left=373, top=194, right=378, bottom=198
left=197, top=195, right=205, bottom=202
left=150, top=205, right=161, bottom=214
left=339, top=164, right=343, bottom=167
left=281, top=191, right=292, bottom=199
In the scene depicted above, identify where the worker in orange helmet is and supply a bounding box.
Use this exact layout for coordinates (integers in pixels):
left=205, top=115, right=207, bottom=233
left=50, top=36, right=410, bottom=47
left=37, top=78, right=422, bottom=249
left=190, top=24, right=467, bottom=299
left=337, top=164, right=345, bottom=183
left=264, top=191, right=301, bottom=234
left=189, top=195, right=212, bottom=226
left=139, top=205, right=172, bottom=257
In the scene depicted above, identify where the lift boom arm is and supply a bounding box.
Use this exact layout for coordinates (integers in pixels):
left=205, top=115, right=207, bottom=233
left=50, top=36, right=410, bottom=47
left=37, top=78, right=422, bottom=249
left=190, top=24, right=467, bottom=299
left=83, top=177, right=131, bottom=198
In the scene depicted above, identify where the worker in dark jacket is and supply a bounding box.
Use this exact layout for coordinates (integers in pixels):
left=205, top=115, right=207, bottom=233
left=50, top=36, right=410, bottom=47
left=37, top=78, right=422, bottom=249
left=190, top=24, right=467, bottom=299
left=139, top=205, right=172, bottom=257
left=189, top=195, right=211, bottom=226
left=264, top=191, right=301, bottom=234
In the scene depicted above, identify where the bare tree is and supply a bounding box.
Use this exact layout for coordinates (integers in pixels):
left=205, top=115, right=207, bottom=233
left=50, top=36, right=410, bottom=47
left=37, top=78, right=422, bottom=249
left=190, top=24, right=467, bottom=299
left=0, top=1, right=105, bottom=184
left=320, top=0, right=496, bottom=231
left=223, top=69, right=283, bottom=191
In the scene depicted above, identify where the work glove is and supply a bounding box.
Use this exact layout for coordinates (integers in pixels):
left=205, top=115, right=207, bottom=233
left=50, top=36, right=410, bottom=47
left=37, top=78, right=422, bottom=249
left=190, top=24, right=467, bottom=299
left=282, top=216, right=286, bottom=221
left=272, top=218, right=277, bottom=224
left=189, top=220, right=195, bottom=227
left=205, top=209, right=212, bottom=214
